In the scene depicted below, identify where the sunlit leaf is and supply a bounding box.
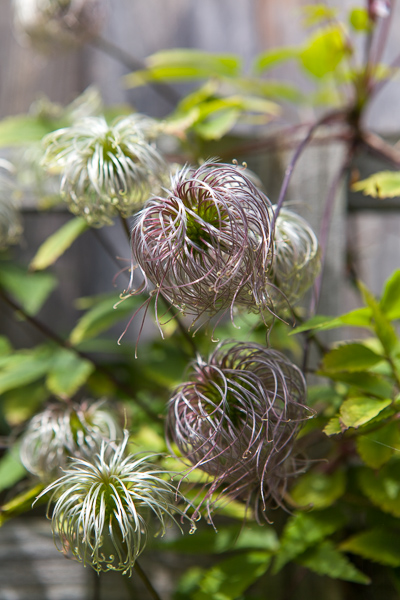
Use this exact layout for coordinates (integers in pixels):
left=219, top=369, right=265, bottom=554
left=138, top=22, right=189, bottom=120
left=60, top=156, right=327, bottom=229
left=340, top=528, right=400, bottom=567
left=300, top=26, right=349, bottom=78
left=302, top=4, right=338, bottom=27
left=194, top=107, right=240, bottom=140
left=324, top=416, right=343, bottom=435
left=352, top=171, right=400, bottom=198
left=0, top=262, right=56, bottom=316
left=0, top=484, right=45, bottom=527
left=0, top=448, right=26, bottom=493
left=357, top=422, right=400, bottom=468
left=46, top=348, right=93, bottom=396
left=253, top=47, right=298, bottom=73
left=290, top=469, right=346, bottom=509
left=380, top=270, right=400, bottom=320
left=298, top=540, right=370, bottom=584
left=0, top=115, right=54, bottom=148
left=70, top=293, right=142, bottom=345
left=125, top=49, right=241, bottom=87
left=322, top=372, right=393, bottom=399
left=274, top=507, right=346, bottom=572
left=290, top=308, right=372, bottom=335
left=30, top=217, right=88, bottom=271
left=0, top=346, right=55, bottom=395
left=359, top=281, right=398, bottom=355
left=322, top=343, right=383, bottom=372
left=349, top=8, right=371, bottom=31
left=339, top=397, right=391, bottom=429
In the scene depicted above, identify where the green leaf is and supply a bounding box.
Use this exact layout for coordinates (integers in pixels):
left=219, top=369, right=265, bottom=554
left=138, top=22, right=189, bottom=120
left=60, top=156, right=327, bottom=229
left=339, top=397, right=391, bottom=429
left=192, top=552, right=271, bottom=600
left=322, top=343, right=383, bottom=373
left=358, top=281, right=398, bottom=355
left=357, top=422, right=400, bottom=468
left=298, top=540, right=370, bottom=584
left=253, top=47, right=298, bottom=73
left=0, top=346, right=55, bottom=395
left=274, top=508, right=346, bottom=572
left=3, top=381, right=49, bottom=425
left=358, top=462, right=400, bottom=517
left=194, top=107, right=240, bottom=140
left=324, top=416, right=343, bottom=435
left=302, top=4, right=338, bottom=27
left=340, top=528, right=400, bottom=567
left=0, top=448, right=26, bottom=493
left=323, top=372, right=393, bottom=399
left=70, top=293, right=142, bottom=345
left=30, top=217, right=88, bottom=271
left=349, top=8, right=371, bottom=31
left=0, top=115, right=54, bottom=148
left=300, top=26, right=348, bottom=78
left=290, top=469, right=346, bottom=509
left=125, top=49, right=241, bottom=87
left=0, top=336, right=12, bottom=356
left=290, top=308, right=372, bottom=334
left=46, top=348, right=93, bottom=396
left=380, top=270, right=400, bottom=320
left=0, top=262, right=56, bottom=316
left=0, top=484, right=45, bottom=527
left=352, top=171, right=400, bottom=198
left=235, top=78, right=303, bottom=102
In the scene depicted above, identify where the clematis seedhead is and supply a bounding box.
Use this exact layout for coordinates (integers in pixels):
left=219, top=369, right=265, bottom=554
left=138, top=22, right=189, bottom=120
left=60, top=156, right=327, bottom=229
left=36, top=432, right=195, bottom=574
left=271, top=206, right=321, bottom=311
left=130, top=161, right=275, bottom=334
left=13, top=0, right=104, bottom=52
left=42, top=115, right=168, bottom=226
left=20, top=399, right=120, bottom=480
left=167, top=341, right=312, bottom=521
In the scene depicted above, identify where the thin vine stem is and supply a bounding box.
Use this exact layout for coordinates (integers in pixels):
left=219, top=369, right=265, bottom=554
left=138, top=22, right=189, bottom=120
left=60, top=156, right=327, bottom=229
left=133, top=561, right=163, bottom=600
left=0, top=287, right=160, bottom=422
left=272, top=110, right=345, bottom=229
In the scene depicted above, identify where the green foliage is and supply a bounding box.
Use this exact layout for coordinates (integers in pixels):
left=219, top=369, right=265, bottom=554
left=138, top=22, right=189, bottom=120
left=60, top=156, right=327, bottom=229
left=322, top=343, right=384, bottom=372
left=380, top=270, right=400, bottom=320
left=349, top=8, right=371, bottom=32
left=340, top=528, right=400, bottom=567
left=358, top=462, right=400, bottom=517
left=176, top=552, right=271, bottom=600
left=290, top=469, right=346, bottom=509
left=0, top=115, right=55, bottom=148
left=253, top=47, right=298, bottom=74
left=291, top=307, right=372, bottom=334
left=273, top=508, right=346, bottom=572
left=125, top=49, right=241, bottom=87
left=356, top=422, right=400, bottom=469
left=30, top=217, right=89, bottom=271
left=70, top=293, right=142, bottom=345
left=46, top=348, right=94, bottom=396
left=0, top=262, right=56, bottom=316
left=352, top=171, right=400, bottom=198
left=0, top=448, right=27, bottom=493
left=339, top=397, right=391, bottom=429
left=300, top=26, right=349, bottom=78
left=297, top=540, right=370, bottom=583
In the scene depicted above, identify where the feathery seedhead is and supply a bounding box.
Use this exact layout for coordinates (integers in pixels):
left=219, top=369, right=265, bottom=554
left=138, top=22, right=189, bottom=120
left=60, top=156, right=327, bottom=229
left=20, top=400, right=120, bottom=480
left=130, top=161, right=275, bottom=333
left=271, top=206, right=321, bottom=310
left=37, top=432, right=194, bottom=574
left=167, top=341, right=312, bottom=521
left=13, top=0, right=104, bottom=52
left=0, top=159, right=22, bottom=250
left=42, top=115, right=167, bottom=226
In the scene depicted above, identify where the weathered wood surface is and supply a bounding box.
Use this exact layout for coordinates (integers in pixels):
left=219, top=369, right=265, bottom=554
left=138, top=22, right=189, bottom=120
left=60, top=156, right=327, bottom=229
left=0, top=0, right=400, bottom=596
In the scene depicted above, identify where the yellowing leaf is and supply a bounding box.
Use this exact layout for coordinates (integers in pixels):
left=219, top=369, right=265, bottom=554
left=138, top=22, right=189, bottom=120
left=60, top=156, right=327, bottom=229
left=352, top=171, right=400, bottom=198
left=30, top=217, right=88, bottom=271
